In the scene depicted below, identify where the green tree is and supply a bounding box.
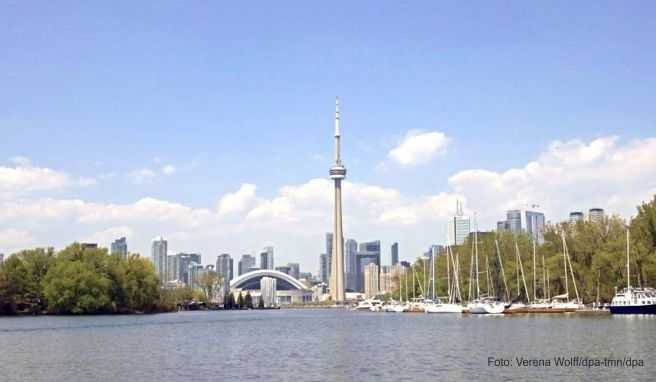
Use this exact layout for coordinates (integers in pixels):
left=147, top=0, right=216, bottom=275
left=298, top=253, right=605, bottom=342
left=237, top=292, right=243, bottom=309
left=258, top=295, right=264, bottom=309
left=198, top=271, right=222, bottom=303
left=43, top=260, right=113, bottom=314
left=245, top=291, right=253, bottom=309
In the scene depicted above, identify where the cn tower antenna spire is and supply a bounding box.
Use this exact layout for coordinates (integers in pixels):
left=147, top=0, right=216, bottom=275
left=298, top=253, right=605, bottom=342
left=329, top=97, right=346, bottom=303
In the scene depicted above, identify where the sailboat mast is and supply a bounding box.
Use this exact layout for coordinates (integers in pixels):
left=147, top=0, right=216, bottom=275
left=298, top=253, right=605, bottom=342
left=495, top=239, right=510, bottom=302
left=474, top=217, right=480, bottom=299
left=562, top=233, right=569, bottom=297
left=563, top=236, right=580, bottom=303
left=515, top=242, right=531, bottom=303
left=533, top=240, right=537, bottom=301
left=542, top=253, right=546, bottom=300
left=627, top=229, right=631, bottom=290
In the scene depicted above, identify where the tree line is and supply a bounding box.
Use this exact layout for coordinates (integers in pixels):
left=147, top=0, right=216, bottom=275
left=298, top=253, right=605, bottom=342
left=396, top=195, right=656, bottom=303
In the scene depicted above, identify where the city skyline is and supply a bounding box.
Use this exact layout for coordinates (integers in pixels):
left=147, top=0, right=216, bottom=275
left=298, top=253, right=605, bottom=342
left=2, top=3, right=656, bottom=273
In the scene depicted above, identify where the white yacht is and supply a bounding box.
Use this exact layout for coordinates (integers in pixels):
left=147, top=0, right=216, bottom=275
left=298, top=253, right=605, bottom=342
left=610, top=230, right=656, bottom=314
left=425, top=298, right=464, bottom=313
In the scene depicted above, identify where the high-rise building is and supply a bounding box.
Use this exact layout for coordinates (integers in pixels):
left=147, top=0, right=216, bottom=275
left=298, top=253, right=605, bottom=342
left=287, top=263, right=300, bottom=279
left=110, top=237, right=128, bottom=258
left=176, top=253, right=201, bottom=285
left=589, top=208, right=605, bottom=223
left=238, top=254, right=255, bottom=276
left=319, top=253, right=329, bottom=283
left=345, top=239, right=357, bottom=291
left=496, top=221, right=509, bottom=232
left=260, top=247, right=274, bottom=270
left=151, top=236, right=168, bottom=282
left=569, top=211, right=584, bottom=223
left=166, top=254, right=180, bottom=281
left=275, top=265, right=291, bottom=275
left=448, top=215, right=471, bottom=246
left=525, top=211, right=546, bottom=244
left=506, top=210, right=522, bottom=233
left=364, top=263, right=380, bottom=298
left=187, top=262, right=203, bottom=289
left=325, top=233, right=333, bottom=282
left=356, top=241, right=381, bottom=292
left=391, top=242, right=399, bottom=266
left=380, top=265, right=392, bottom=293
left=216, top=254, right=234, bottom=291
left=260, top=277, right=277, bottom=308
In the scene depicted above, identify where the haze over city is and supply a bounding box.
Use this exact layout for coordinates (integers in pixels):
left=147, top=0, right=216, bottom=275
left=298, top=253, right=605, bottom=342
left=1, top=2, right=655, bottom=272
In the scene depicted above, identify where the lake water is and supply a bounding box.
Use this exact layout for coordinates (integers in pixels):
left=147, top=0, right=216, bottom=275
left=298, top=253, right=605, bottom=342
left=0, top=310, right=654, bottom=381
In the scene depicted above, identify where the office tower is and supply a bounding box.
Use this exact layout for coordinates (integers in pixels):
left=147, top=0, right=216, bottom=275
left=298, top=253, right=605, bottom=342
left=260, top=247, right=274, bottom=270
left=325, top=232, right=333, bottom=282
left=364, top=263, right=380, bottom=298
left=260, top=277, right=277, bottom=308
left=238, top=254, right=255, bottom=276
left=496, top=221, right=509, bottom=232
left=589, top=208, right=605, bottom=223
left=391, top=242, right=399, bottom=266
left=345, top=239, right=358, bottom=291
left=151, top=236, right=168, bottom=282
left=448, top=202, right=471, bottom=245
left=356, top=241, right=381, bottom=293
left=187, top=262, right=203, bottom=289
left=525, top=211, right=546, bottom=244
left=288, top=263, right=300, bottom=279
left=328, top=98, right=347, bottom=303
left=81, top=243, right=98, bottom=250
left=275, top=265, right=291, bottom=275
left=110, top=237, right=128, bottom=258
left=216, top=254, right=234, bottom=291
left=569, top=211, right=584, bottom=223
left=166, top=254, right=180, bottom=281
left=175, top=253, right=201, bottom=285
left=319, top=253, right=329, bottom=283
left=380, top=265, right=392, bottom=293
left=506, top=210, right=522, bottom=233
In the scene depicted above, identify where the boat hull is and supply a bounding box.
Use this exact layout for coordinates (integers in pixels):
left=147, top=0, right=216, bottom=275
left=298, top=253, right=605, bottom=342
left=425, top=304, right=464, bottom=313
left=610, top=304, right=656, bottom=314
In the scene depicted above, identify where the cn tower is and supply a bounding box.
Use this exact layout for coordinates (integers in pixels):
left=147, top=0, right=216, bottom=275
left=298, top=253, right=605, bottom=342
left=329, top=98, right=346, bottom=303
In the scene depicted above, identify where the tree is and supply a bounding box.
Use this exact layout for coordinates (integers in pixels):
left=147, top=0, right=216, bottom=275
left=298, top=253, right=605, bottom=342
left=43, top=260, right=113, bottom=314
left=258, top=295, right=264, bottom=309
left=237, top=292, right=243, bottom=309
left=198, top=271, right=222, bottom=303
left=245, top=291, right=253, bottom=309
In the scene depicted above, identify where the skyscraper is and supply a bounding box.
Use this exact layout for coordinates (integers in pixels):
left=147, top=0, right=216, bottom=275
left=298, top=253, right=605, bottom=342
left=110, top=237, right=128, bottom=258
left=506, top=210, right=522, bottom=233
left=525, top=210, right=546, bottom=244
left=151, top=236, right=168, bottom=282
left=260, top=247, right=274, bottom=270
left=260, top=277, right=277, bottom=308
left=391, top=242, right=399, bottom=266
left=356, top=241, right=381, bottom=292
left=319, top=253, right=329, bottom=283
left=329, top=98, right=346, bottom=303
left=364, top=263, right=379, bottom=298
left=238, top=254, right=255, bottom=276
left=287, top=263, right=300, bottom=279
left=166, top=254, right=179, bottom=281
left=589, top=208, right=605, bottom=223
left=345, top=239, right=357, bottom=291
left=216, top=254, right=234, bottom=291
left=325, top=232, right=333, bottom=282
left=496, top=221, right=509, bottom=232
left=569, top=211, right=584, bottom=223
left=380, top=265, right=392, bottom=294
left=448, top=201, right=471, bottom=245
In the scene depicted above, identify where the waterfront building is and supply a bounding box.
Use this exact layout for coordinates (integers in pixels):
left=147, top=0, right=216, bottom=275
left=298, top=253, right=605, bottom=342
left=176, top=253, right=201, bottom=285
left=319, top=253, right=328, bottom=283
left=151, top=236, right=168, bottom=283
left=166, top=254, right=180, bottom=282
left=288, top=263, right=300, bottom=279
left=391, top=242, right=399, bottom=266
left=496, top=221, right=509, bottom=231
left=589, top=208, right=605, bottom=223
left=328, top=98, right=347, bottom=303
left=81, top=243, right=98, bottom=250
left=260, top=247, right=274, bottom=270
left=260, top=277, right=277, bottom=307
left=187, top=262, right=203, bottom=289
left=447, top=204, right=471, bottom=246
left=364, top=263, right=380, bottom=298
left=216, top=254, right=234, bottom=291
left=325, top=233, right=333, bottom=282
left=525, top=210, right=546, bottom=244
left=345, top=239, right=357, bottom=291
left=356, top=241, right=381, bottom=292
left=299, top=272, right=312, bottom=281
left=380, top=265, right=392, bottom=293
left=275, top=265, right=291, bottom=275
left=110, top=237, right=128, bottom=258
left=506, top=210, right=522, bottom=233
left=247, top=266, right=261, bottom=273
left=238, top=254, right=255, bottom=276
left=569, top=211, right=584, bottom=223
left=230, top=269, right=312, bottom=305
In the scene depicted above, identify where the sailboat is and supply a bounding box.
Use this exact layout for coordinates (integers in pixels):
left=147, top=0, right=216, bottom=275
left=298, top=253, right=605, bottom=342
left=503, top=241, right=532, bottom=313
left=425, top=237, right=464, bottom=313
left=610, top=229, right=656, bottom=314
left=466, top=216, right=506, bottom=314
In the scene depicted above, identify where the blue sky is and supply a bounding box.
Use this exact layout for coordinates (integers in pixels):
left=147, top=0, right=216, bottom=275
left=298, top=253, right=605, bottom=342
left=1, top=2, right=656, bottom=271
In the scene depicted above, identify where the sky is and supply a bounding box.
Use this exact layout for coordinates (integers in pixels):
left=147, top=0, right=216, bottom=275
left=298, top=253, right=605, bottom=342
left=1, top=1, right=656, bottom=274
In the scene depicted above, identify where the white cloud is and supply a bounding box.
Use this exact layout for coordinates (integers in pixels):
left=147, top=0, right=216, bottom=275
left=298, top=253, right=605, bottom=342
left=83, top=226, right=133, bottom=247
left=162, top=165, right=176, bottom=175
left=0, top=228, right=34, bottom=253
left=217, top=184, right=257, bottom=216
left=0, top=158, right=70, bottom=197
left=389, top=130, right=449, bottom=166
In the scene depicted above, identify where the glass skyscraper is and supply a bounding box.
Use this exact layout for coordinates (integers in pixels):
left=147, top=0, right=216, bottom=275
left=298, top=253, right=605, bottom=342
left=345, top=239, right=357, bottom=291
left=391, top=242, right=399, bottom=266
left=110, top=237, right=128, bottom=258
left=506, top=210, right=522, bottom=233
left=151, top=236, right=168, bottom=282
left=525, top=211, right=546, bottom=244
